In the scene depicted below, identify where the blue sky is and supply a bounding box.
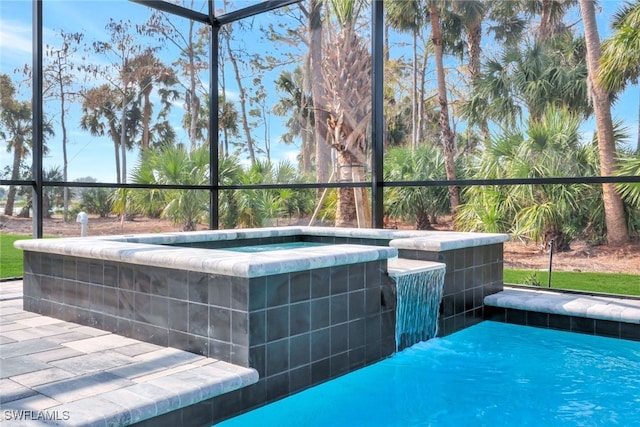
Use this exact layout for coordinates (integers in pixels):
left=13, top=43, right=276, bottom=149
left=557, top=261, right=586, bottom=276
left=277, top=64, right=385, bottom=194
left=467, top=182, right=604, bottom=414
left=1, top=0, right=638, bottom=183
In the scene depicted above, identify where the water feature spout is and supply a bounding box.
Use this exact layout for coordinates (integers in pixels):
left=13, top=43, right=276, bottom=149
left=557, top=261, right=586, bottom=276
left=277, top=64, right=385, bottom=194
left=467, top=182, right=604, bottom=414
left=388, top=259, right=446, bottom=351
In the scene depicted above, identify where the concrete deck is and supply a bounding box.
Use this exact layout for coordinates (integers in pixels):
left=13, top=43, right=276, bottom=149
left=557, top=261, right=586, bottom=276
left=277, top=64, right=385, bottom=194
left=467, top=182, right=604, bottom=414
left=0, top=280, right=258, bottom=426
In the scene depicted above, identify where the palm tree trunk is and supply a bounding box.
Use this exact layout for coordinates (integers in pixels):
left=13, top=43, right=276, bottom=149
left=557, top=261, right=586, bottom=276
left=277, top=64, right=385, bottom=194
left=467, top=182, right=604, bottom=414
left=430, top=4, right=460, bottom=213
left=309, top=0, right=331, bottom=184
left=335, top=150, right=358, bottom=227
left=579, top=0, right=629, bottom=246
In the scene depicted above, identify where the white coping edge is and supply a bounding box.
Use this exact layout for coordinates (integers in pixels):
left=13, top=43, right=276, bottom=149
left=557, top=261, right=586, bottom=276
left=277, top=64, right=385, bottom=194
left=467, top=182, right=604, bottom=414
left=14, top=226, right=508, bottom=278
left=84, top=226, right=510, bottom=251
left=484, top=287, right=640, bottom=324
left=387, top=258, right=446, bottom=278
left=45, top=361, right=258, bottom=427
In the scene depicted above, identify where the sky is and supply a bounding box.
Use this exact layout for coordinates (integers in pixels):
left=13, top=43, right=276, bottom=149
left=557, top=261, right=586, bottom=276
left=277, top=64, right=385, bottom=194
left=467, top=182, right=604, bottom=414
left=0, top=0, right=638, bottom=184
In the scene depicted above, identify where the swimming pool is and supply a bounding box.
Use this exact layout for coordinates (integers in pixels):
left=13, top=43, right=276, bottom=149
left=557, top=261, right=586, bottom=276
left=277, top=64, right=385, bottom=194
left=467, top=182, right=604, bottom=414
left=219, top=321, right=640, bottom=426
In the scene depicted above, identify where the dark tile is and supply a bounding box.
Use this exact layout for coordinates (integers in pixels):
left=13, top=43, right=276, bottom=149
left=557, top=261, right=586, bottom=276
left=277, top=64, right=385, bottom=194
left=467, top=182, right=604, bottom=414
left=102, top=287, right=118, bottom=316
left=188, top=271, right=209, bottom=304
left=249, top=310, right=266, bottom=346
left=249, top=277, right=267, bottom=311
left=149, top=295, right=169, bottom=328
left=364, top=342, right=381, bottom=364
left=178, top=401, right=214, bottom=427
left=90, top=261, right=104, bottom=284
left=464, top=289, right=475, bottom=312
left=132, top=321, right=169, bottom=347
left=571, top=316, right=595, bottom=335
left=349, top=290, right=365, bottom=320
left=166, top=269, right=188, bottom=300
left=620, top=323, right=640, bottom=341
left=230, top=277, right=248, bottom=311
left=348, top=263, right=365, bottom=291
left=89, top=283, right=104, bottom=312
left=232, top=311, right=249, bottom=346
left=209, top=275, right=231, bottom=308
left=290, top=301, right=311, bottom=336
left=595, top=319, right=620, bottom=338
left=266, top=274, right=289, bottom=307
left=453, top=292, right=465, bottom=315
left=526, top=311, right=549, bottom=328
left=348, top=318, right=366, bottom=349
left=249, top=345, right=267, bottom=377
left=548, top=313, right=571, bottom=331
left=135, top=268, right=152, bottom=294
left=134, top=291, right=152, bottom=323
left=75, top=282, right=90, bottom=309
left=290, top=270, right=311, bottom=303
left=330, top=323, right=348, bottom=354
left=290, top=333, right=310, bottom=368
left=118, top=289, right=135, bottom=320
left=311, top=269, right=330, bottom=298
left=210, top=307, right=231, bottom=342
left=365, top=288, right=380, bottom=315
left=240, top=380, right=266, bottom=411
left=289, top=365, right=312, bottom=394
left=330, top=352, right=349, bottom=377
left=348, top=346, right=366, bottom=370
left=365, top=316, right=381, bottom=345
left=506, top=308, right=527, bottom=325
left=103, top=263, right=118, bottom=288
left=311, top=328, right=331, bottom=360
left=168, top=299, right=188, bottom=333
left=330, top=266, right=349, bottom=295
left=62, top=257, right=76, bottom=280
left=118, top=265, right=135, bottom=291
left=311, top=358, right=331, bottom=385
left=311, top=298, right=330, bottom=330
left=210, top=339, right=231, bottom=362
left=231, top=344, right=249, bottom=366
left=188, top=302, right=209, bottom=337
left=266, top=339, right=289, bottom=376
left=266, top=372, right=289, bottom=402
left=330, top=294, right=348, bottom=325
left=148, top=269, right=168, bottom=297
left=364, top=261, right=383, bottom=289
left=266, top=306, right=289, bottom=342
left=62, top=279, right=77, bottom=306
left=483, top=306, right=506, bottom=322
left=76, top=259, right=91, bottom=282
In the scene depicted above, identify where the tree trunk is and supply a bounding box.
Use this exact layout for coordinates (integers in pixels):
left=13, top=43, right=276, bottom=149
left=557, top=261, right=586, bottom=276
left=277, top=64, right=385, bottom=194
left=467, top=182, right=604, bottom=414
left=430, top=5, right=461, bottom=213
left=579, top=0, right=629, bottom=246
left=335, top=150, right=358, bottom=227
left=60, top=86, right=69, bottom=221
left=309, top=0, right=331, bottom=185
left=224, top=29, right=256, bottom=164
left=4, top=142, right=23, bottom=216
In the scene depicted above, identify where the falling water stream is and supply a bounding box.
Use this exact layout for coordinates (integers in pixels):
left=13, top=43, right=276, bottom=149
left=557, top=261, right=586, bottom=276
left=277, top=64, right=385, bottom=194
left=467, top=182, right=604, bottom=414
left=394, top=268, right=445, bottom=351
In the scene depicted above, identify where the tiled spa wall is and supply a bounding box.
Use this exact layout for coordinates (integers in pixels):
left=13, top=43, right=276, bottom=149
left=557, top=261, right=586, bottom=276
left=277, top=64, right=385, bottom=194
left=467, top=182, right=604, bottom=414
left=21, top=251, right=396, bottom=421
left=397, top=243, right=504, bottom=336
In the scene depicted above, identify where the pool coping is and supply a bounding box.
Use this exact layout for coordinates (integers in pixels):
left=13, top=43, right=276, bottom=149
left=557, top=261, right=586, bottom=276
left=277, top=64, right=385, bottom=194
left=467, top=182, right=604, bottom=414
left=0, top=280, right=258, bottom=426
left=14, top=226, right=509, bottom=278
left=485, top=286, right=640, bottom=324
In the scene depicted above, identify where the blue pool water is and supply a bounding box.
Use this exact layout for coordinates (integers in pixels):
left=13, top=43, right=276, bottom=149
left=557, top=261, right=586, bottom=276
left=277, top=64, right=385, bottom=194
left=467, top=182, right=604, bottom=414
left=220, top=322, right=640, bottom=426
left=224, top=242, right=327, bottom=252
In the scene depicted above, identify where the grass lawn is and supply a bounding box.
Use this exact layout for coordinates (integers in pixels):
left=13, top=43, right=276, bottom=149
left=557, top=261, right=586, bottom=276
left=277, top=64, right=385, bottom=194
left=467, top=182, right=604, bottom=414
left=1, top=234, right=31, bottom=279
left=505, top=269, right=640, bottom=297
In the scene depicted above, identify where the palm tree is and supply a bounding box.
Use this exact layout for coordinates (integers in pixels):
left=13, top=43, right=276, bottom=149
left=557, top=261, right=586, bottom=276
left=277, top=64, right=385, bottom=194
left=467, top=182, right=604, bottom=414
left=427, top=0, right=460, bottom=212
left=599, top=1, right=640, bottom=153
left=131, top=144, right=209, bottom=231
left=321, top=0, right=372, bottom=227
left=273, top=68, right=315, bottom=174
left=457, top=107, right=600, bottom=251
left=80, top=84, right=139, bottom=184
left=579, top=0, right=629, bottom=246
left=1, top=74, right=53, bottom=216
left=384, top=145, right=449, bottom=229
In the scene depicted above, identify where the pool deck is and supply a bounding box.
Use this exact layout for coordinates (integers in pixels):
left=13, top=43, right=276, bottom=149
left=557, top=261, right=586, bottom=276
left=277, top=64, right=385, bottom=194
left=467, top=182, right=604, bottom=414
left=0, top=280, right=258, bottom=426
